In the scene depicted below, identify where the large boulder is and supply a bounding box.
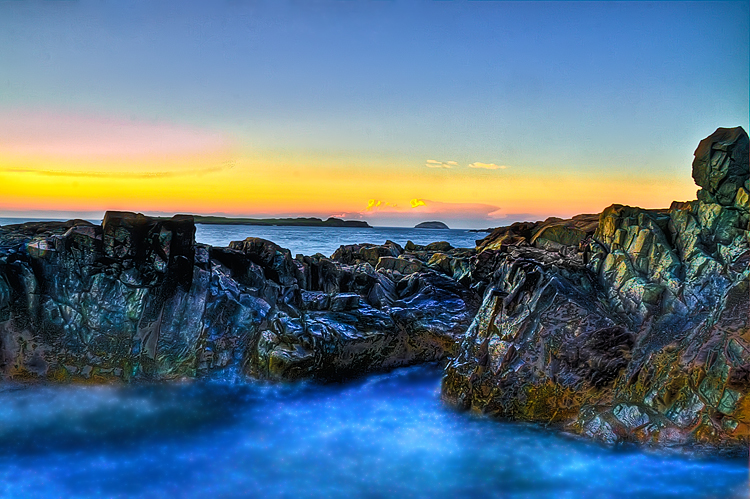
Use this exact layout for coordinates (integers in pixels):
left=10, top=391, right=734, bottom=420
left=331, top=240, right=403, bottom=265
left=693, top=126, right=749, bottom=206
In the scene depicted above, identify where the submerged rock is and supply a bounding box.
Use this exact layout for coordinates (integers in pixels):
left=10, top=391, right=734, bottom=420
left=442, top=127, right=750, bottom=456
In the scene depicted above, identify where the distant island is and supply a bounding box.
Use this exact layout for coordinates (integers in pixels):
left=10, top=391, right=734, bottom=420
left=193, top=216, right=371, bottom=228
left=414, top=221, right=450, bottom=229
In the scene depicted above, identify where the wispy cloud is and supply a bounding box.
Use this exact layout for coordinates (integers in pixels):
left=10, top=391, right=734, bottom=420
left=425, top=160, right=456, bottom=169
left=359, top=198, right=502, bottom=220
left=427, top=160, right=509, bottom=170
left=1, top=160, right=236, bottom=179
left=468, top=162, right=509, bottom=170
left=364, top=199, right=399, bottom=211
left=0, top=109, right=232, bottom=159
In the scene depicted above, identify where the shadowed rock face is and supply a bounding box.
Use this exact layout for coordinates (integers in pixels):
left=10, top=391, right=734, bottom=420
left=442, top=127, right=750, bottom=455
left=0, top=214, right=480, bottom=382
left=693, top=127, right=749, bottom=207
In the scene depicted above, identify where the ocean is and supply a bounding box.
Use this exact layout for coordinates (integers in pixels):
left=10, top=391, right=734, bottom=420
left=0, top=221, right=747, bottom=498
left=0, top=218, right=485, bottom=257
left=0, top=365, right=746, bottom=498
left=194, top=224, right=483, bottom=257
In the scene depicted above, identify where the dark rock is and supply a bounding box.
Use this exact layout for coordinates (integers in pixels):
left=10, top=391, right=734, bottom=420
left=692, top=127, right=749, bottom=206
left=0, top=212, right=480, bottom=384
left=329, top=292, right=361, bottom=311
left=228, top=237, right=298, bottom=287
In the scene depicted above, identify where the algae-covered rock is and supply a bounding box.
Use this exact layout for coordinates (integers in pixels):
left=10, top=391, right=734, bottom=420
left=376, top=256, right=422, bottom=275
left=477, top=214, right=599, bottom=253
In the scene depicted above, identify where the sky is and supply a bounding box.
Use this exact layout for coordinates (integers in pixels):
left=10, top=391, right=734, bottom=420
left=0, top=0, right=748, bottom=228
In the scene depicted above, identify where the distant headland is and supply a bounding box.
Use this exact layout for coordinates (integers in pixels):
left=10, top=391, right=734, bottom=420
left=192, top=215, right=371, bottom=228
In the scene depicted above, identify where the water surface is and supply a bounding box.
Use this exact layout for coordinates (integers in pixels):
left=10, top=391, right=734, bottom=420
left=0, top=365, right=746, bottom=499
left=195, top=224, right=483, bottom=256
left=0, top=218, right=486, bottom=258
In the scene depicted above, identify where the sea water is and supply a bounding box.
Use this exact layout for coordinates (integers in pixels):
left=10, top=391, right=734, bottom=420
left=0, top=365, right=746, bottom=498
left=194, top=224, right=483, bottom=257
left=0, top=218, right=485, bottom=257
left=0, top=221, right=747, bottom=498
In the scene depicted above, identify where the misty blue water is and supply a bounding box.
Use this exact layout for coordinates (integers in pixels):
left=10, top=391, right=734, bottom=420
left=0, top=365, right=747, bottom=499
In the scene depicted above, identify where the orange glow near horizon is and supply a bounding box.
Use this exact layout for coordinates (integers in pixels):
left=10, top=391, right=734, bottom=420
left=0, top=109, right=699, bottom=226
left=0, top=148, right=697, bottom=226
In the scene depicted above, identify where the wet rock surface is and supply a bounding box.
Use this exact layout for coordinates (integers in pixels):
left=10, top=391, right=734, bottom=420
left=442, top=127, right=750, bottom=456
left=0, top=214, right=480, bottom=382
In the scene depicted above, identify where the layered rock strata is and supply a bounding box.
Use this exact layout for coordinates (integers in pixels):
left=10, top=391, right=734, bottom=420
left=0, top=213, right=479, bottom=382
left=442, top=127, right=750, bottom=455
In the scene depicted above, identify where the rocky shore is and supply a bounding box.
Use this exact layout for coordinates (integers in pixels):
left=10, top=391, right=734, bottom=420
left=0, top=213, right=478, bottom=382
left=443, top=127, right=749, bottom=456
left=0, top=127, right=747, bottom=455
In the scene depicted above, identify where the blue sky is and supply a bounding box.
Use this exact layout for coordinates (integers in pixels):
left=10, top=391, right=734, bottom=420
left=0, top=1, right=748, bottom=227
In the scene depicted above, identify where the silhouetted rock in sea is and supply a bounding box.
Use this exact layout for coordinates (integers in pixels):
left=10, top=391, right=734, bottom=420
left=0, top=213, right=479, bottom=382
left=0, top=127, right=746, bottom=456
left=442, top=127, right=749, bottom=456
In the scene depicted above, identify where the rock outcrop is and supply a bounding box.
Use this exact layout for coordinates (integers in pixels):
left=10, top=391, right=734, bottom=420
left=0, top=214, right=479, bottom=382
left=442, top=127, right=750, bottom=456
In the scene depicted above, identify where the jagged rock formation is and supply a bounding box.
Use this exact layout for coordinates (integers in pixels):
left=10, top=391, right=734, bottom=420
left=476, top=214, right=600, bottom=253
left=442, top=127, right=750, bottom=455
left=0, top=213, right=479, bottom=382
